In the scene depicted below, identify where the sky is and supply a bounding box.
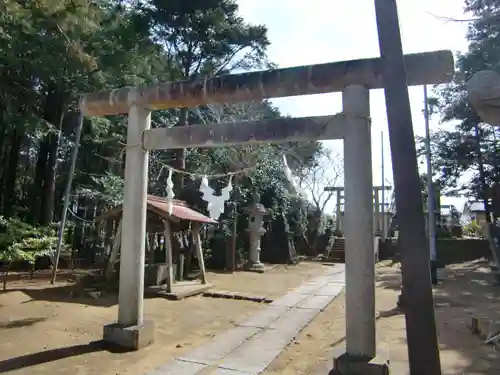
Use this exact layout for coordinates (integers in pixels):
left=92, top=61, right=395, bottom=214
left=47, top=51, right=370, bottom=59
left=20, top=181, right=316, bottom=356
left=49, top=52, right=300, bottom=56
left=237, top=0, right=470, bottom=213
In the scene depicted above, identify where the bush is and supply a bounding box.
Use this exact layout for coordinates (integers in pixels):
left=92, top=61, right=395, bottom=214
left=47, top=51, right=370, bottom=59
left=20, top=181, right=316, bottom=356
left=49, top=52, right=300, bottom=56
left=0, top=217, right=58, bottom=289
left=463, top=220, right=483, bottom=238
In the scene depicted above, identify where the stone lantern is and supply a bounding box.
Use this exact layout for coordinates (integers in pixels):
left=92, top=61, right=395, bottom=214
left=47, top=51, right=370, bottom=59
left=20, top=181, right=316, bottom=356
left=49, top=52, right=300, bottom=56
left=244, top=192, right=266, bottom=272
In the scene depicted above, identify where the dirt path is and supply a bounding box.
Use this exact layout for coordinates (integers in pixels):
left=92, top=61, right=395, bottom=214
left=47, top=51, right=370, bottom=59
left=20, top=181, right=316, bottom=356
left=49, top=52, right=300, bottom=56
left=206, top=262, right=329, bottom=299
left=3, top=260, right=497, bottom=374
left=0, top=262, right=327, bottom=375
left=264, top=260, right=500, bottom=375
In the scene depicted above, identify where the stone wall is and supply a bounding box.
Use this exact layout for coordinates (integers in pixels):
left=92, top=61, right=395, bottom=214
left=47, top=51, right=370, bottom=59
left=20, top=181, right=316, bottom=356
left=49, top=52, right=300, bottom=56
left=379, top=238, right=491, bottom=265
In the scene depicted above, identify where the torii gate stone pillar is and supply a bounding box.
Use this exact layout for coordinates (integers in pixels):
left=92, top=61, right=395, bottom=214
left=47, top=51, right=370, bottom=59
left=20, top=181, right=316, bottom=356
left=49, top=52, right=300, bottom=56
left=342, top=85, right=376, bottom=357
left=81, top=50, right=453, bottom=373
left=101, top=96, right=156, bottom=350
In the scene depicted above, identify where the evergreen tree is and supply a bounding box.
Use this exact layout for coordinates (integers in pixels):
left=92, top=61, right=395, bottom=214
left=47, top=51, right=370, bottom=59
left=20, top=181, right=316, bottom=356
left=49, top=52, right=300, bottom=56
left=0, top=0, right=323, bottom=262
left=423, top=0, right=500, bottom=200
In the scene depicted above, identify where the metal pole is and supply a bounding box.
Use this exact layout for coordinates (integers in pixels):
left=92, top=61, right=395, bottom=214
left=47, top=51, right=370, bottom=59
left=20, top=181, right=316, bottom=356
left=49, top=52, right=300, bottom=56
left=374, top=1, right=442, bottom=374
left=381, top=131, right=386, bottom=240
left=424, top=85, right=438, bottom=285
left=50, top=106, right=85, bottom=284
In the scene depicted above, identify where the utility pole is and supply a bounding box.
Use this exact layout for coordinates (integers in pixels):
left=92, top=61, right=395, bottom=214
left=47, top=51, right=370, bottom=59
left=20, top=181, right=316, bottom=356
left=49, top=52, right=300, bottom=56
left=424, top=85, right=438, bottom=285
left=51, top=107, right=85, bottom=284
left=381, top=131, right=386, bottom=240
left=374, top=1, right=442, bottom=374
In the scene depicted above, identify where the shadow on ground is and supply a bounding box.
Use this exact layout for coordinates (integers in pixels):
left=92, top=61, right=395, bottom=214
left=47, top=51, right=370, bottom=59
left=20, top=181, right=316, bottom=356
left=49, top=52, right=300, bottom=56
left=0, top=340, right=128, bottom=373
left=1, top=284, right=119, bottom=308
left=326, top=306, right=405, bottom=349
left=373, top=258, right=500, bottom=374
left=376, top=258, right=500, bottom=311
left=0, top=317, right=47, bottom=330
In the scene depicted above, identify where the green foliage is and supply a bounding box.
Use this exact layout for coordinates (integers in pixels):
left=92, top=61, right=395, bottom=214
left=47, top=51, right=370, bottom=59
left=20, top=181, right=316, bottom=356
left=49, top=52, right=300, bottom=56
left=419, top=0, right=500, bottom=199
left=0, top=0, right=325, bottom=263
left=0, top=217, right=57, bottom=264
left=463, top=219, right=483, bottom=237
left=142, top=0, right=270, bottom=77
left=77, top=172, right=124, bottom=208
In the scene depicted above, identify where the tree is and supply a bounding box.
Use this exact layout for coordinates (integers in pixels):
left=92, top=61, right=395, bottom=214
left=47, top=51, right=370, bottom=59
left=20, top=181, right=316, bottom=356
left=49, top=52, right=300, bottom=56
left=0, top=217, right=57, bottom=289
left=298, top=150, right=343, bottom=215
left=138, top=0, right=271, bottom=201
left=0, top=0, right=326, bottom=267
left=422, top=0, right=500, bottom=201
left=0, top=0, right=165, bottom=225
left=295, top=149, right=343, bottom=254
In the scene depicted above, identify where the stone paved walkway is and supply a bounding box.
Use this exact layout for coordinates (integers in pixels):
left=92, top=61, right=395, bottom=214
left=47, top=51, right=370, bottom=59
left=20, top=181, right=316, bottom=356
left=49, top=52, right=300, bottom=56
left=147, top=264, right=346, bottom=375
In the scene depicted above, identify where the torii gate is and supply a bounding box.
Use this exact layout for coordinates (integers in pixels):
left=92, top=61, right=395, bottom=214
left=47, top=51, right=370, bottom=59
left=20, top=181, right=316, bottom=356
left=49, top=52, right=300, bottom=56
left=80, top=48, right=453, bottom=367
left=325, top=185, right=393, bottom=238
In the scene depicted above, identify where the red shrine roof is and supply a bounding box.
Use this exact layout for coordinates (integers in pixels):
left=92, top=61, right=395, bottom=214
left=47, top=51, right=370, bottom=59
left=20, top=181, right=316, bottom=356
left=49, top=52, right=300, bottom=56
left=94, top=195, right=217, bottom=224
left=147, top=195, right=217, bottom=224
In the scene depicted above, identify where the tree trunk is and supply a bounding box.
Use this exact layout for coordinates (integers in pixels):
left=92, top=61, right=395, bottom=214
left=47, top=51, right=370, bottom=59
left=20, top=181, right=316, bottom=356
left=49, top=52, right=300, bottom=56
left=20, top=157, right=31, bottom=210
left=3, top=262, right=11, bottom=291
left=30, top=139, right=49, bottom=223
left=0, top=124, right=7, bottom=212
left=37, top=86, right=65, bottom=225
left=40, top=131, right=62, bottom=224
left=3, top=130, right=23, bottom=217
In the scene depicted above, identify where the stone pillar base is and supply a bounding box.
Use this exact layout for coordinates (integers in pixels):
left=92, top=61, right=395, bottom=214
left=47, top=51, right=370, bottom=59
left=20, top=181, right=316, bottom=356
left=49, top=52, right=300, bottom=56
left=243, top=261, right=266, bottom=273
left=330, top=347, right=390, bottom=375
left=103, top=320, right=156, bottom=351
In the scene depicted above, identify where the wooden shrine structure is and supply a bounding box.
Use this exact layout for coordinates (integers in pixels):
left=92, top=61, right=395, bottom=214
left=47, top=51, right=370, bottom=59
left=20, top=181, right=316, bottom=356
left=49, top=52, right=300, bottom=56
left=95, top=195, right=216, bottom=297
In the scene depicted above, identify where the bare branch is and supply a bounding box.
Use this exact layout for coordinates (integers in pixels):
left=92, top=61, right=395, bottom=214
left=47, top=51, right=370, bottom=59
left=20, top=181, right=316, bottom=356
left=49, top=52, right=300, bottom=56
left=298, top=150, right=344, bottom=214
left=189, top=101, right=273, bottom=171
left=426, top=10, right=500, bottom=23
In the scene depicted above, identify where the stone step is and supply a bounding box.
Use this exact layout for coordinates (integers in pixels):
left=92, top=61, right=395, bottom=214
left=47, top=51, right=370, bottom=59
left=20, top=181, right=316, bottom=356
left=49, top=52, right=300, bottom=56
left=327, top=250, right=345, bottom=263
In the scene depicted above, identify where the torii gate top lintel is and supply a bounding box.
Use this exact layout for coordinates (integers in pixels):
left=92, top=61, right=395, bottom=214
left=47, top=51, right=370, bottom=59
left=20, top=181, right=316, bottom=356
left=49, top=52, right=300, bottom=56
left=81, top=50, right=454, bottom=117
